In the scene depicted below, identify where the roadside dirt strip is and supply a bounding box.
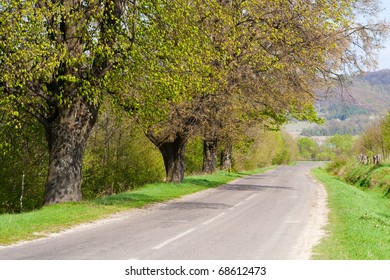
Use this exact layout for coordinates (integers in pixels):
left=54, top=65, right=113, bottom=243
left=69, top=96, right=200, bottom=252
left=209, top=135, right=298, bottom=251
left=0, top=162, right=327, bottom=260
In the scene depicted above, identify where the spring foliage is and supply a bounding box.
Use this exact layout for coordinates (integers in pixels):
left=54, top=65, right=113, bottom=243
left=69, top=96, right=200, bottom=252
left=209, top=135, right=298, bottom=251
left=0, top=0, right=388, bottom=205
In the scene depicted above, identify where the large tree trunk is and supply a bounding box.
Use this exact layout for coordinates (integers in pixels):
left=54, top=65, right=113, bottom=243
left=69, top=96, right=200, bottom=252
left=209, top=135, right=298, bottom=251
left=220, top=142, right=232, bottom=171
left=202, top=138, right=218, bottom=174
left=157, top=134, right=187, bottom=183
left=44, top=98, right=98, bottom=205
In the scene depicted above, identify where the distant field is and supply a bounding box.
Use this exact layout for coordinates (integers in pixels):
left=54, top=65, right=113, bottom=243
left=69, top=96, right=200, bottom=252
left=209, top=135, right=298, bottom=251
left=283, top=121, right=317, bottom=138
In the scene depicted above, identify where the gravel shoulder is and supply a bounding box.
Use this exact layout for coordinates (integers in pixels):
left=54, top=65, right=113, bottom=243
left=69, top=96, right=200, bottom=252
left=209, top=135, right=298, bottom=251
left=289, top=170, right=329, bottom=259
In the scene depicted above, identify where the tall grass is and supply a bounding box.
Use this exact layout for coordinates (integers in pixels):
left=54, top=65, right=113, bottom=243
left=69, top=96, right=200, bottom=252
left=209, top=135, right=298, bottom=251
left=327, top=159, right=390, bottom=197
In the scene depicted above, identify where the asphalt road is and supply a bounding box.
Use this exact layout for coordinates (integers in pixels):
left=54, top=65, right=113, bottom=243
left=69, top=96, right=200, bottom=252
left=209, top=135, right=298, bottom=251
left=0, top=162, right=326, bottom=260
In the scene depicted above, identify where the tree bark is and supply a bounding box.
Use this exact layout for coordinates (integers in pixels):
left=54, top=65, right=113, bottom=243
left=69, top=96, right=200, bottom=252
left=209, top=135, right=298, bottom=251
left=44, top=98, right=98, bottom=205
left=220, top=142, right=232, bottom=171
left=156, top=134, right=188, bottom=183
left=202, top=138, right=218, bottom=174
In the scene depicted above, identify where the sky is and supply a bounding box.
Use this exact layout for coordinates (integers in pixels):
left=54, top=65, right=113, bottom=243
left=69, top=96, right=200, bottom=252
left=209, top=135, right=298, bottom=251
left=377, top=0, right=390, bottom=70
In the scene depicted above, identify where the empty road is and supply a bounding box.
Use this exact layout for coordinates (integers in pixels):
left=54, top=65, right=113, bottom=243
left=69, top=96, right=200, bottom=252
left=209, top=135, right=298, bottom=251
left=0, top=162, right=327, bottom=260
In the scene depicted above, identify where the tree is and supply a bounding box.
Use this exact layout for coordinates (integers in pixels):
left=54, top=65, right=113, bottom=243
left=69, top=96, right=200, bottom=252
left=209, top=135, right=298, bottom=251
left=382, top=113, right=390, bottom=159
left=355, top=113, right=390, bottom=161
left=0, top=0, right=136, bottom=204
left=297, top=137, right=320, bottom=160
left=200, top=0, right=388, bottom=172
left=1, top=0, right=387, bottom=202
left=122, top=0, right=218, bottom=182
left=327, top=134, right=354, bottom=157
left=359, top=120, right=385, bottom=156
left=138, top=0, right=388, bottom=179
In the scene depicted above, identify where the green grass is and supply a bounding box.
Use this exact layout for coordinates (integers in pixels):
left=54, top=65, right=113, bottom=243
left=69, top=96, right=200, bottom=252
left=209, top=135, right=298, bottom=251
left=0, top=167, right=272, bottom=245
left=311, top=168, right=390, bottom=260
left=327, top=160, right=390, bottom=196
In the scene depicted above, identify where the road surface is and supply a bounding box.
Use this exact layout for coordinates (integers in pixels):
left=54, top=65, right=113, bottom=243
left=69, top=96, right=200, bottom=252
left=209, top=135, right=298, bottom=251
left=0, top=162, right=327, bottom=260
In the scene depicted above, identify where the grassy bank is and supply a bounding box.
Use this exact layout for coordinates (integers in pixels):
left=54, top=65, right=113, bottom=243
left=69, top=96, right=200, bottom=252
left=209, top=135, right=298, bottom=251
left=0, top=168, right=272, bottom=246
left=327, top=160, right=390, bottom=196
left=311, top=168, right=390, bottom=259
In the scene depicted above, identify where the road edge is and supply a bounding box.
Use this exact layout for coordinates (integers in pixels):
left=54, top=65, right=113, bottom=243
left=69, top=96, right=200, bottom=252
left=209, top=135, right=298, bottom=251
left=289, top=167, right=329, bottom=259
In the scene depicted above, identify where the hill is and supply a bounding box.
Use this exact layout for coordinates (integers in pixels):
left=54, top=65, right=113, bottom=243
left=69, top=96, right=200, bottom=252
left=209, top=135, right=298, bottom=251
left=300, top=69, right=390, bottom=137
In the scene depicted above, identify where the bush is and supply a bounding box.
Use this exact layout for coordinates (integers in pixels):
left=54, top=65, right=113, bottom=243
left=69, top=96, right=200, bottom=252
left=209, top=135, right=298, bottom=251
left=272, top=132, right=297, bottom=165
left=325, top=158, right=348, bottom=175
left=326, top=158, right=390, bottom=197
left=232, top=129, right=296, bottom=170
left=185, top=136, right=204, bottom=174
left=82, top=111, right=165, bottom=199
left=297, top=137, right=320, bottom=160
left=0, top=122, right=47, bottom=213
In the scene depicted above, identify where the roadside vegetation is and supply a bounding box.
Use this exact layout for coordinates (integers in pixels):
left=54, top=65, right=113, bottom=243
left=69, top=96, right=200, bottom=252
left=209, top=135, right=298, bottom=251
left=326, top=113, right=390, bottom=193
left=1, top=0, right=386, bottom=210
left=312, top=112, right=390, bottom=259
left=1, top=0, right=389, bottom=256
left=0, top=102, right=295, bottom=214
left=326, top=162, right=390, bottom=197
left=296, top=134, right=355, bottom=161
left=0, top=167, right=272, bottom=245
left=312, top=168, right=390, bottom=260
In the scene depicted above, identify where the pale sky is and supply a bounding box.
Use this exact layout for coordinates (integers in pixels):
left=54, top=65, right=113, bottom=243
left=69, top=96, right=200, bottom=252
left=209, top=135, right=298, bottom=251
left=377, top=0, right=390, bottom=70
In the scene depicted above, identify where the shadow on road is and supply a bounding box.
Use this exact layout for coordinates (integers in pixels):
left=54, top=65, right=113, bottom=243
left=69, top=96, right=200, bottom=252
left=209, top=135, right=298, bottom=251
left=219, top=184, right=294, bottom=191
left=161, top=201, right=231, bottom=210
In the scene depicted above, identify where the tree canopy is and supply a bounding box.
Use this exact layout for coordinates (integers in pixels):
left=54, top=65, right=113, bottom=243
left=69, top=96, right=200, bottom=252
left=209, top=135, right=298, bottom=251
left=0, top=0, right=137, bottom=204
left=0, top=0, right=388, bottom=203
left=125, top=0, right=388, bottom=179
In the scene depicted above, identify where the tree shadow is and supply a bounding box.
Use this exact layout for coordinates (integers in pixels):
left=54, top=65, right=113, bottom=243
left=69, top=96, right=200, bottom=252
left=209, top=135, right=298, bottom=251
left=93, top=193, right=160, bottom=207
left=161, top=201, right=231, bottom=210
left=239, top=174, right=277, bottom=180
left=183, top=178, right=227, bottom=188
left=219, top=184, right=294, bottom=191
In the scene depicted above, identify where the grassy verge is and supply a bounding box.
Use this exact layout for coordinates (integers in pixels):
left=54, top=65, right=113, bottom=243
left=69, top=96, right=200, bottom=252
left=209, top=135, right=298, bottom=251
left=327, top=160, right=390, bottom=196
left=0, top=167, right=272, bottom=246
left=311, top=168, right=390, bottom=260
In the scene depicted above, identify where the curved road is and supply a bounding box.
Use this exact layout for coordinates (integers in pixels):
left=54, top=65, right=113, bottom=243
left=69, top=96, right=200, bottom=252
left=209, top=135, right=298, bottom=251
left=0, top=162, right=326, bottom=260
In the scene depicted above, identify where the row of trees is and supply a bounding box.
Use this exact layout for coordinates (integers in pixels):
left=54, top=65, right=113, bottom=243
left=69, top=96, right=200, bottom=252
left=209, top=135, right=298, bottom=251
left=1, top=0, right=388, bottom=205
left=298, top=112, right=390, bottom=164
left=301, top=115, right=371, bottom=136
left=297, top=134, right=355, bottom=161
left=0, top=106, right=295, bottom=213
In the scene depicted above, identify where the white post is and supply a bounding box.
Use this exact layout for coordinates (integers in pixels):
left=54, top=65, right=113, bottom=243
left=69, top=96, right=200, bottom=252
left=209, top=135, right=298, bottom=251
left=20, top=172, right=25, bottom=213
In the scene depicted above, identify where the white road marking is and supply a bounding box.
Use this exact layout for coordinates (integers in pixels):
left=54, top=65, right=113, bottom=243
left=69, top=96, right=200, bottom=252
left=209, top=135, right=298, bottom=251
left=246, top=194, right=258, bottom=201
left=285, top=221, right=300, bottom=224
left=229, top=201, right=244, bottom=210
left=152, top=228, right=196, bottom=250
left=202, top=212, right=226, bottom=225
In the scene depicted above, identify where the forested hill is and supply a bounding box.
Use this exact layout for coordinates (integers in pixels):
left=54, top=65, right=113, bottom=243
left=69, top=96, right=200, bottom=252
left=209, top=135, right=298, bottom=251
left=318, top=69, right=390, bottom=118
left=347, top=69, right=390, bottom=113
left=301, top=69, right=390, bottom=136
left=362, top=69, right=390, bottom=86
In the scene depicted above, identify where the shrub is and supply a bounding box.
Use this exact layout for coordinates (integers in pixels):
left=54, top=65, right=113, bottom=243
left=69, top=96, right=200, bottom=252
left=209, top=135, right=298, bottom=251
left=82, top=111, right=165, bottom=199
left=185, top=137, right=203, bottom=174
left=0, top=121, right=47, bottom=213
